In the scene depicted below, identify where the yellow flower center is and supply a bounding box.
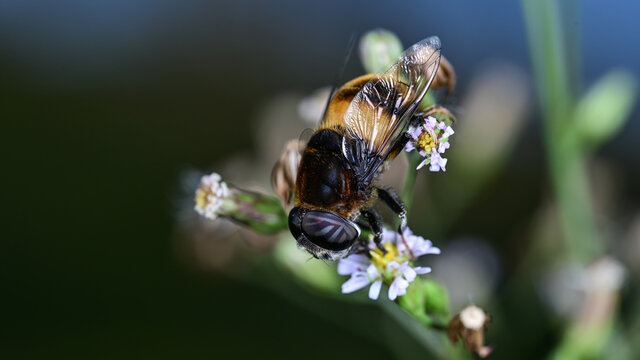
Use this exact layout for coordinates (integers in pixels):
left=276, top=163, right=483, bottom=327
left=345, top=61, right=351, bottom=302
left=370, top=241, right=400, bottom=270
left=417, top=131, right=436, bottom=153
left=195, top=188, right=209, bottom=211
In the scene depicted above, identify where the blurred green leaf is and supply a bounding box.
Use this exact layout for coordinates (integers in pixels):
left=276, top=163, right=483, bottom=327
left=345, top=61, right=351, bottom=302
left=574, top=70, right=637, bottom=149
left=273, top=236, right=342, bottom=294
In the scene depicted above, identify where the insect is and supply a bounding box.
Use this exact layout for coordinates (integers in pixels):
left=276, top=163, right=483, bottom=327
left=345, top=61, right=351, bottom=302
left=288, top=36, right=442, bottom=260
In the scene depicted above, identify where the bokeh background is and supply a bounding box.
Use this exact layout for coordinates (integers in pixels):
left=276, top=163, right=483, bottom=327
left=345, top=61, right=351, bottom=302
left=2, top=0, right=639, bottom=359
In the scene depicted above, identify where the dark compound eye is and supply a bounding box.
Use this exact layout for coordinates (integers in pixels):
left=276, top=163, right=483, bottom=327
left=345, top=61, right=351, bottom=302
left=301, top=210, right=360, bottom=250
left=288, top=207, right=303, bottom=239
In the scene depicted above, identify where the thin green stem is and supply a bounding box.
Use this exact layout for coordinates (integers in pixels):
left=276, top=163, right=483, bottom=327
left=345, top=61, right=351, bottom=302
left=402, top=92, right=437, bottom=213
left=522, top=0, right=600, bottom=263
left=402, top=152, right=422, bottom=213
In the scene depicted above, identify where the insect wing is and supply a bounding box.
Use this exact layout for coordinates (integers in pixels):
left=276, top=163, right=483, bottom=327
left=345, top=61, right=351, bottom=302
left=343, top=36, right=441, bottom=177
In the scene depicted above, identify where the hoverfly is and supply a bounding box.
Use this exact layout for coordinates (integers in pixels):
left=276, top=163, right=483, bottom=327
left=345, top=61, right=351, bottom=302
left=289, top=36, right=442, bottom=260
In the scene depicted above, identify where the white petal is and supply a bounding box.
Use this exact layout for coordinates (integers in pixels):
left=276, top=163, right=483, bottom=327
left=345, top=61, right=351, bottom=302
left=341, top=274, right=370, bottom=294
left=388, top=282, right=399, bottom=301
left=386, top=261, right=401, bottom=272
left=337, top=254, right=370, bottom=275
left=388, top=277, right=410, bottom=300
left=411, top=126, right=423, bottom=139
left=425, top=117, right=437, bottom=129
left=369, top=280, right=382, bottom=300
left=402, top=266, right=417, bottom=282
left=395, top=277, right=410, bottom=290
left=366, top=264, right=380, bottom=279
left=413, top=266, right=432, bottom=274
left=405, top=142, right=416, bottom=152
left=428, top=246, right=441, bottom=255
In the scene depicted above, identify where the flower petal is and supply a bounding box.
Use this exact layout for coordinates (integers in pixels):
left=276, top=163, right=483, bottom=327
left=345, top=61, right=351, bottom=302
left=369, top=280, right=382, bottom=300
left=444, top=126, right=455, bottom=137
left=438, top=141, right=450, bottom=153
left=405, top=142, right=416, bottom=152
left=413, top=266, right=432, bottom=274
left=386, top=261, right=401, bottom=272
left=388, top=276, right=410, bottom=300
left=341, top=273, right=370, bottom=294
left=366, top=264, right=380, bottom=279
left=401, top=264, right=417, bottom=282
left=411, top=126, right=423, bottom=139
left=388, top=282, right=399, bottom=300
left=425, top=116, right=437, bottom=129
left=337, top=254, right=370, bottom=275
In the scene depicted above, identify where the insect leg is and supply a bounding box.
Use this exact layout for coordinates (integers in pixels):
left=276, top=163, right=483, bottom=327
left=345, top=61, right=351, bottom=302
left=376, top=187, right=407, bottom=233
left=360, top=208, right=385, bottom=252
left=419, top=105, right=456, bottom=122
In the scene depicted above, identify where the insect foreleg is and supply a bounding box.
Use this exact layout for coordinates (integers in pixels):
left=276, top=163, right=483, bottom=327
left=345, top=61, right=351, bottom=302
left=376, top=187, right=408, bottom=234
left=361, top=208, right=385, bottom=252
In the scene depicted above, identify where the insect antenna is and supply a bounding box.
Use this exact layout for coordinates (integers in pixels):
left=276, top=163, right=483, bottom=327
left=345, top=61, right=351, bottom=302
left=319, top=32, right=358, bottom=122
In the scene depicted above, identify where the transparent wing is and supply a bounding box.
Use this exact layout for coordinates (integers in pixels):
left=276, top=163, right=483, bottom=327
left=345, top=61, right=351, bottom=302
left=342, top=36, right=441, bottom=180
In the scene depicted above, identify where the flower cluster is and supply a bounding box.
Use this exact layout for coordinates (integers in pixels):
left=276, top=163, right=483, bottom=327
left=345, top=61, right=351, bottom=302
left=405, top=116, right=454, bottom=172
left=194, top=173, right=230, bottom=220
left=338, top=227, right=440, bottom=300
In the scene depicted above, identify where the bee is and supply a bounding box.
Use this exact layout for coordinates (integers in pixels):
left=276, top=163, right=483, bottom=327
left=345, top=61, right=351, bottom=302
left=288, top=36, right=442, bottom=260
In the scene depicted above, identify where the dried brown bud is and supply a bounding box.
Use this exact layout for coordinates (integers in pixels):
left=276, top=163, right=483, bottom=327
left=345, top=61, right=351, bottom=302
left=448, top=305, right=492, bottom=358
left=431, top=55, right=457, bottom=94
left=271, top=139, right=305, bottom=205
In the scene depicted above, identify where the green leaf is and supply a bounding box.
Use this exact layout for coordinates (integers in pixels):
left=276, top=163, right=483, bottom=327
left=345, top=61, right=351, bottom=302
left=273, top=236, right=341, bottom=294
left=574, top=70, right=637, bottom=149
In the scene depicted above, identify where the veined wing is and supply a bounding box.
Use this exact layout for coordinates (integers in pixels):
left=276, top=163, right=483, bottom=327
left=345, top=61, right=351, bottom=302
left=342, top=36, right=441, bottom=183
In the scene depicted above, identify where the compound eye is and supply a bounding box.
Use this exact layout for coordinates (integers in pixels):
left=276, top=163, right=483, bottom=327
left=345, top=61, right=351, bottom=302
left=288, top=207, right=303, bottom=239
left=301, top=210, right=360, bottom=250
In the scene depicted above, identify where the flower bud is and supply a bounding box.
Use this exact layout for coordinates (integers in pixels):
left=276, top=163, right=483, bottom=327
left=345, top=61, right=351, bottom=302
left=271, top=140, right=305, bottom=205
left=195, top=173, right=288, bottom=234
left=359, top=29, right=404, bottom=74
left=448, top=305, right=492, bottom=358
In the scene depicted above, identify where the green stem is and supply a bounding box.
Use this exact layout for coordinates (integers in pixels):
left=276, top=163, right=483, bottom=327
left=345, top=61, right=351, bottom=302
left=402, top=152, right=422, bottom=213
left=522, top=0, right=600, bottom=263
left=402, top=91, right=437, bottom=213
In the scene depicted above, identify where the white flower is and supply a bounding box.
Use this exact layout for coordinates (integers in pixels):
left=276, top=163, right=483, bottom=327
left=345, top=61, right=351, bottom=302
left=338, top=226, right=440, bottom=301
left=194, top=173, right=230, bottom=220
left=382, top=227, right=441, bottom=259
left=405, top=116, right=454, bottom=172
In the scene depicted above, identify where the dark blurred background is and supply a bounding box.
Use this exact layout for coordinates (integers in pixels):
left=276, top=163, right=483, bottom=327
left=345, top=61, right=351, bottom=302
left=2, top=0, right=639, bottom=359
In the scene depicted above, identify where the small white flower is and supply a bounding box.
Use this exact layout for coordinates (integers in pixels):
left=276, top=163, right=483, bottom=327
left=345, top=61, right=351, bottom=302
left=338, top=226, right=440, bottom=301
left=383, top=227, right=441, bottom=259
left=194, top=172, right=230, bottom=220
left=405, top=116, right=454, bottom=172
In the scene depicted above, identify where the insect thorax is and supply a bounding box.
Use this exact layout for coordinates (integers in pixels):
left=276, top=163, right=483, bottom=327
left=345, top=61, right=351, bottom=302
left=295, top=129, right=370, bottom=217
